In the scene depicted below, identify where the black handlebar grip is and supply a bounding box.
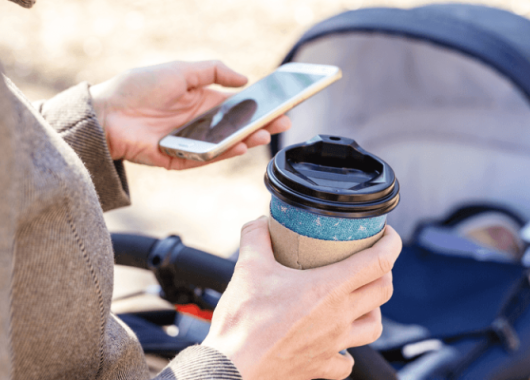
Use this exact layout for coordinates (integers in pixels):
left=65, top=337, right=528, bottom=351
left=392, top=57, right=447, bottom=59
left=149, top=236, right=236, bottom=294
left=171, top=245, right=236, bottom=292
left=111, top=233, right=159, bottom=270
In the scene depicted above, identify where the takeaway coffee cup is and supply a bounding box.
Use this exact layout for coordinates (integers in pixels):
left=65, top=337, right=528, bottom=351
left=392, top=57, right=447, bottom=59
left=264, top=135, right=399, bottom=269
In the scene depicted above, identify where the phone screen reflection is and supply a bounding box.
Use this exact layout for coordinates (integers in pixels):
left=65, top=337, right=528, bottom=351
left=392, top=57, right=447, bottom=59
left=172, top=71, right=324, bottom=144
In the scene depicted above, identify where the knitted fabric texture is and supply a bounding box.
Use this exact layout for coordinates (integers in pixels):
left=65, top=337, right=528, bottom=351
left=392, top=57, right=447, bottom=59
left=0, top=71, right=242, bottom=379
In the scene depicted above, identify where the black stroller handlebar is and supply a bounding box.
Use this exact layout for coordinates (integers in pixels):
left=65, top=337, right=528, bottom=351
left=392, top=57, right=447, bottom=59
left=112, top=233, right=236, bottom=305
left=112, top=233, right=158, bottom=270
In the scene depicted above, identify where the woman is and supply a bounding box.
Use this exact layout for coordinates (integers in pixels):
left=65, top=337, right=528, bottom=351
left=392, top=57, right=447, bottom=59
left=0, top=1, right=401, bottom=379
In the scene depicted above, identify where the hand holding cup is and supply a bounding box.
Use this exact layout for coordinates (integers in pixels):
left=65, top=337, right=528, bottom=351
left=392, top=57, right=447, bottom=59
left=202, top=216, right=402, bottom=380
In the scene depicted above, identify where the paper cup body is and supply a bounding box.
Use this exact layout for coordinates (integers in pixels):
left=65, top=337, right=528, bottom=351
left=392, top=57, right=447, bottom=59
left=269, top=195, right=386, bottom=269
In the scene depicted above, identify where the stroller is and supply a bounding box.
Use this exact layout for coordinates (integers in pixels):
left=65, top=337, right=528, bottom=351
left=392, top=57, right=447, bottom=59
left=114, top=3, right=530, bottom=379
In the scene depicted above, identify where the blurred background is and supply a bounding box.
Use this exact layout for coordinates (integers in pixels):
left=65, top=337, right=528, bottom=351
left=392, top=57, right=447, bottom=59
left=2, top=0, right=530, bottom=305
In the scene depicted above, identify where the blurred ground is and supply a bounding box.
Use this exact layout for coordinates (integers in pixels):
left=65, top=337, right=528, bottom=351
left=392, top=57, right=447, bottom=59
left=2, top=0, right=528, bottom=257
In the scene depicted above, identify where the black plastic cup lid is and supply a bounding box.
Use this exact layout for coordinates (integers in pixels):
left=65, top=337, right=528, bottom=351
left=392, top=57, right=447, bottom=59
left=264, top=135, right=400, bottom=218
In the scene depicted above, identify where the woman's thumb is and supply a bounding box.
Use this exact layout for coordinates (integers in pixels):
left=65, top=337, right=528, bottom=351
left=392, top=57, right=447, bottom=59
left=238, top=216, right=275, bottom=263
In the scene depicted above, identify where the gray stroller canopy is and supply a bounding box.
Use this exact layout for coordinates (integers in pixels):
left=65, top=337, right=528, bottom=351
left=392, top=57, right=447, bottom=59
left=276, top=4, right=530, bottom=241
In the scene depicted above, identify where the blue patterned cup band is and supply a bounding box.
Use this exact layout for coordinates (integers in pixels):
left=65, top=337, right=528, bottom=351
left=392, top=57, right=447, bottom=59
left=270, top=196, right=386, bottom=242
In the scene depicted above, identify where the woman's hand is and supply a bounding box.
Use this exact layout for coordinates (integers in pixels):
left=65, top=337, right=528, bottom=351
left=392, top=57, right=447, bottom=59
left=202, top=217, right=402, bottom=380
left=89, top=60, right=291, bottom=170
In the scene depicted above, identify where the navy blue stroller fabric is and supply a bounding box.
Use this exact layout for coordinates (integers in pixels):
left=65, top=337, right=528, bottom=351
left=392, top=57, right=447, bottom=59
left=381, top=244, right=530, bottom=379
left=376, top=207, right=530, bottom=378
left=119, top=313, right=192, bottom=358
left=383, top=247, right=524, bottom=338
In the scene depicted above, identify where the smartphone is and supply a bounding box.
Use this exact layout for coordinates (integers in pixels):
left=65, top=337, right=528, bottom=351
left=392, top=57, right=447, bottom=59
left=158, top=63, right=342, bottom=161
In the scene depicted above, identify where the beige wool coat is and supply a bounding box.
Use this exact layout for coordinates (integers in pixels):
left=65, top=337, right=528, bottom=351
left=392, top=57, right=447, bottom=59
left=0, top=68, right=242, bottom=380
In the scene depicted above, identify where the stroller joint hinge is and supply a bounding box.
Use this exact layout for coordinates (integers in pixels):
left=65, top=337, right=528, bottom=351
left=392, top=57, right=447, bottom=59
left=491, top=317, right=520, bottom=352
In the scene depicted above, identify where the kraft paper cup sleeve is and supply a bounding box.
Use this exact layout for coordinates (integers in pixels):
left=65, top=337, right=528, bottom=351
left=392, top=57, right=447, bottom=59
left=268, top=215, right=385, bottom=270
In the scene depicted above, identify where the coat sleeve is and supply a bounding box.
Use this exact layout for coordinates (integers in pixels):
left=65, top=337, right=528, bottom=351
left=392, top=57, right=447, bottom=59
left=153, top=346, right=243, bottom=380
left=33, top=83, right=130, bottom=212
left=30, top=83, right=243, bottom=379
left=0, top=73, right=18, bottom=380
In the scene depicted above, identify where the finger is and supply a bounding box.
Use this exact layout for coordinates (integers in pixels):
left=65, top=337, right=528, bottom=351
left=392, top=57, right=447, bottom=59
left=238, top=216, right=276, bottom=264
left=166, top=142, right=247, bottom=171
left=184, top=60, right=248, bottom=89
left=241, top=116, right=292, bottom=150
left=241, top=115, right=291, bottom=149
left=317, top=351, right=354, bottom=380
left=314, top=225, right=402, bottom=292
left=242, top=129, right=271, bottom=149
left=347, top=272, right=393, bottom=320
left=262, top=115, right=292, bottom=135
left=345, top=308, right=383, bottom=348
left=206, top=142, right=247, bottom=164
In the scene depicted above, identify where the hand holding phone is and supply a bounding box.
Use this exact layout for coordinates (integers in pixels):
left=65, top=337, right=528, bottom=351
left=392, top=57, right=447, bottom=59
left=159, top=63, right=342, bottom=161
left=89, top=60, right=292, bottom=171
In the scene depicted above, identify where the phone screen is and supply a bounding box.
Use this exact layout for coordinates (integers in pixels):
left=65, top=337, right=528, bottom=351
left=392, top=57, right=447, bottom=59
left=171, top=71, right=325, bottom=144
